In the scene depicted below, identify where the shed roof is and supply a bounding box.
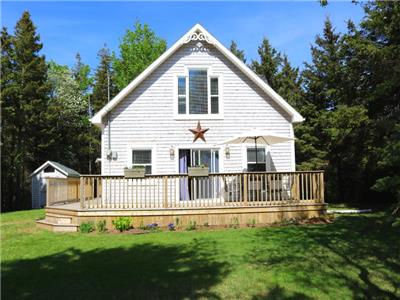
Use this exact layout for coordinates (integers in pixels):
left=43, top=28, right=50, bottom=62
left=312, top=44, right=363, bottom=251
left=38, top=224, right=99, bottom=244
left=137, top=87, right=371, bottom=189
left=30, top=161, right=80, bottom=178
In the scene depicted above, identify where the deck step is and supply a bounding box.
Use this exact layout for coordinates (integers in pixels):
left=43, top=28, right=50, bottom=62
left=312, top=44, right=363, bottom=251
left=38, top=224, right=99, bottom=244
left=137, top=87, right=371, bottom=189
left=45, top=215, right=73, bottom=224
left=36, top=219, right=78, bottom=232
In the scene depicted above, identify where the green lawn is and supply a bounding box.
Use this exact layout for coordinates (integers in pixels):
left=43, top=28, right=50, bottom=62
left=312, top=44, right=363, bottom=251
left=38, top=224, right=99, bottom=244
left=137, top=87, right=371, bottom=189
left=1, top=210, right=399, bottom=300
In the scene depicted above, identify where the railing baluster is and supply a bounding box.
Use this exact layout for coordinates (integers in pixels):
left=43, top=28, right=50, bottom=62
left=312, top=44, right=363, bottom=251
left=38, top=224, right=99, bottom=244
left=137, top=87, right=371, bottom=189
left=70, top=171, right=323, bottom=213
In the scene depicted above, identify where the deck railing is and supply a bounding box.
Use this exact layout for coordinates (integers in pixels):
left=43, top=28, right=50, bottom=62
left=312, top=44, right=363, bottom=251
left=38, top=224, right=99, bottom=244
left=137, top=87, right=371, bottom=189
left=68, top=171, right=324, bottom=209
left=46, top=178, right=80, bottom=206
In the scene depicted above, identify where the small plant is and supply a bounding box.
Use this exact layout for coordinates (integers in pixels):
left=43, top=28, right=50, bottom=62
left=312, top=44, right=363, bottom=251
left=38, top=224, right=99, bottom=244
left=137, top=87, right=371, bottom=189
left=79, top=221, right=95, bottom=233
left=175, top=218, right=180, bottom=229
left=230, top=217, right=240, bottom=229
left=185, top=220, right=197, bottom=231
left=168, top=223, right=175, bottom=231
left=145, top=223, right=159, bottom=231
left=112, top=217, right=132, bottom=232
left=247, top=218, right=256, bottom=228
left=203, top=222, right=209, bottom=227
left=96, top=220, right=107, bottom=233
left=139, top=220, right=146, bottom=230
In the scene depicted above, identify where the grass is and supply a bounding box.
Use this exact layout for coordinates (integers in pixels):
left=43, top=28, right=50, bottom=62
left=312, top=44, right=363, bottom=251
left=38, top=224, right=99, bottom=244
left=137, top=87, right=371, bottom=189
left=1, top=210, right=399, bottom=300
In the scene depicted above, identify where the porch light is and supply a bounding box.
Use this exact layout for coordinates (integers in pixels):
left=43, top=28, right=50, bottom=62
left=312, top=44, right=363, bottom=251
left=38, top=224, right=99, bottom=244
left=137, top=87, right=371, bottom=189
left=169, top=146, right=175, bottom=158
left=225, top=146, right=230, bottom=158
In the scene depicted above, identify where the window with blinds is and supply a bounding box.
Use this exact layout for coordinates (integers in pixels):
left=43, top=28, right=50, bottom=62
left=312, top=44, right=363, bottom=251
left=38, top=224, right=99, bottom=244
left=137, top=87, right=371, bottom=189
left=189, top=69, right=208, bottom=114
left=132, top=150, right=152, bottom=174
left=177, top=69, right=219, bottom=116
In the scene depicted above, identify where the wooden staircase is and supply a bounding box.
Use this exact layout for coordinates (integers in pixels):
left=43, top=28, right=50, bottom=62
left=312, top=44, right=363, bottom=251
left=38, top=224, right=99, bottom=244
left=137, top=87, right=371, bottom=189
left=36, top=208, right=79, bottom=232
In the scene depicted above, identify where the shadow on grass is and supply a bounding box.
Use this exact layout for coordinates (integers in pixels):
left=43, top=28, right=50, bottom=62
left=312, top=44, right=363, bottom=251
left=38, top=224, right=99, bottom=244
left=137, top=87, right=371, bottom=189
left=2, top=238, right=229, bottom=300
left=252, top=285, right=313, bottom=300
left=250, top=214, right=400, bottom=300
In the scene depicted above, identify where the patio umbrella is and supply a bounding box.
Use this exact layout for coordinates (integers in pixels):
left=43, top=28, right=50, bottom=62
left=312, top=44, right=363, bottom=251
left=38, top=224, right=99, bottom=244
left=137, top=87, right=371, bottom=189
left=222, top=129, right=294, bottom=165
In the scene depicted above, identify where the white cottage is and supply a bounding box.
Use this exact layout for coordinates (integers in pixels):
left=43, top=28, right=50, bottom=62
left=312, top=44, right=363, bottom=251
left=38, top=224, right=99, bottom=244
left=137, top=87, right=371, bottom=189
left=38, top=24, right=325, bottom=232
left=30, top=161, right=80, bottom=208
left=91, top=24, right=303, bottom=177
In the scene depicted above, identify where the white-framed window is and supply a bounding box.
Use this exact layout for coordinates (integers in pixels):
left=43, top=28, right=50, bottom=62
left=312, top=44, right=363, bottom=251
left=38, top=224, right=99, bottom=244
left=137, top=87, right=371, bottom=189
left=176, top=67, right=221, bottom=117
left=246, top=147, right=267, bottom=172
left=210, top=76, right=219, bottom=114
left=131, top=149, right=152, bottom=174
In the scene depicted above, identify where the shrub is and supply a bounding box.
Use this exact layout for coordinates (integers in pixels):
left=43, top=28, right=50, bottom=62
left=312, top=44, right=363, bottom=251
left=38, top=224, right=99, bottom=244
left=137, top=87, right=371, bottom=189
left=112, top=217, right=132, bottom=232
left=168, top=223, right=175, bottom=231
left=230, top=217, right=240, bottom=229
left=203, top=222, right=209, bottom=227
left=96, top=220, right=107, bottom=233
left=79, top=221, right=95, bottom=233
left=185, top=221, right=197, bottom=231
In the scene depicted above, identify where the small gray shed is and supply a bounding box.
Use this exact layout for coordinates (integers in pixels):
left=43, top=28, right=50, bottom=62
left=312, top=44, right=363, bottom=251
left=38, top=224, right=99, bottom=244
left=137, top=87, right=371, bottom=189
left=30, top=161, right=80, bottom=209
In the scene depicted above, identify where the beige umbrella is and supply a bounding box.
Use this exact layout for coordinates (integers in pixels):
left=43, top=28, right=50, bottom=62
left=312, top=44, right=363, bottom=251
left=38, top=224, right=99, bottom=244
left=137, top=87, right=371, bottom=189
left=223, top=129, right=294, bottom=165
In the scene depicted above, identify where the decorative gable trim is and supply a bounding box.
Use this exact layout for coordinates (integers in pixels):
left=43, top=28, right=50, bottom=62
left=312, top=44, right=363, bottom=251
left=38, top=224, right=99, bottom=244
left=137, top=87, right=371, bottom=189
left=183, top=30, right=214, bottom=44
left=91, top=24, right=304, bottom=126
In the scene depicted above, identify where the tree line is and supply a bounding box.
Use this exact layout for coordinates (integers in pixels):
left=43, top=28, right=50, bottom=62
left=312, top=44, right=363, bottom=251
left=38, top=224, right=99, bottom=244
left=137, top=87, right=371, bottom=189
left=1, top=2, right=399, bottom=214
left=1, top=14, right=166, bottom=210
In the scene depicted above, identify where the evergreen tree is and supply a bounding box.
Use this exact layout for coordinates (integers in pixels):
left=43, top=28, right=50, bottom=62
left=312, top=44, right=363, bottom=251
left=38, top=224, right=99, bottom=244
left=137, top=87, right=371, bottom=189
left=72, top=53, right=92, bottom=95
left=229, top=40, right=246, bottom=63
left=92, top=46, right=117, bottom=113
left=113, top=21, right=166, bottom=90
left=346, top=2, right=400, bottom=211
left=1, top=12, right=51, bottom=210
left=275, top=55, right=303, bottom=108
left=251, top=38, right=282, bottom=89
left=1, top=27, right=17, bottom=211
left=297, top=17, right=370, bottom=204
left=302, top=18, right=344, bottom=111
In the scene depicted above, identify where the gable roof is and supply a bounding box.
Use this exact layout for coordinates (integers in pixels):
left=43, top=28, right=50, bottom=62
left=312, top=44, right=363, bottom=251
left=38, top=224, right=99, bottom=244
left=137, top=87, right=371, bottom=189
left=91, top=23, right=304, bottom=126
left=30, top=161, right=81, bottom=178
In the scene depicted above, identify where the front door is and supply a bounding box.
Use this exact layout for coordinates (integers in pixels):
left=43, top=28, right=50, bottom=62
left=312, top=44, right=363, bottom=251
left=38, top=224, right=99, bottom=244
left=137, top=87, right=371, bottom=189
left=179, top=149, right=219, bottom=200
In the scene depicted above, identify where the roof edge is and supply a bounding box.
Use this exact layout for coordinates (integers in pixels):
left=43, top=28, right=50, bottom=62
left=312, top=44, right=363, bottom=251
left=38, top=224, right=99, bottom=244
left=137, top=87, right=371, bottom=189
left=90, top=23, right=304, bottom=125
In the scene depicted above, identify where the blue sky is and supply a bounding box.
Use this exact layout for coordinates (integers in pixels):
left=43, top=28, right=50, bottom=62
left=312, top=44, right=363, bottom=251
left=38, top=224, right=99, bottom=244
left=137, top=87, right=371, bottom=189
left=2, top=1, right=365, bottom=72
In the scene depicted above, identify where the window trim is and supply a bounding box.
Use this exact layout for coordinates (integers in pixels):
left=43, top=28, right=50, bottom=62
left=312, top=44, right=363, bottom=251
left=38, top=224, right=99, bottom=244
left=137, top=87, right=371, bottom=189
left=174, top=65, right=223, bottom=120
left=242, top=144, right=269, bottom=172
left=126, top=145, right=157, bottom=175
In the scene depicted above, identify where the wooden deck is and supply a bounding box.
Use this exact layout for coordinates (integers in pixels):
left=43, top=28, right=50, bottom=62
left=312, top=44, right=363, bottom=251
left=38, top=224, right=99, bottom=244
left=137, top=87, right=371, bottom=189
left=38, top=171, right=326, bottom=231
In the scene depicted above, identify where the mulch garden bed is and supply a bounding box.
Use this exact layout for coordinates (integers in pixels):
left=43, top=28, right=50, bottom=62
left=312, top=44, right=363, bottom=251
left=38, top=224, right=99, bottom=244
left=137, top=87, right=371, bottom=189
left=101, top=217, right=332, bottom=235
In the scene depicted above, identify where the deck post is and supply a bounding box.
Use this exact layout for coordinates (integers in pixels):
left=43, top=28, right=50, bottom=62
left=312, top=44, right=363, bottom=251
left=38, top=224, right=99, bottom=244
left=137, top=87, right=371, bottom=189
left=80, top=177, right=85, bottom=209
left=291, top=175, right=298, bottom=201
left=46, top=179, right=51, bottom=207
left=320, top=172, right=325, bottom=203
left=163, top=176, right=168, bottom=208
left=243, top=174, right=248, bottom=206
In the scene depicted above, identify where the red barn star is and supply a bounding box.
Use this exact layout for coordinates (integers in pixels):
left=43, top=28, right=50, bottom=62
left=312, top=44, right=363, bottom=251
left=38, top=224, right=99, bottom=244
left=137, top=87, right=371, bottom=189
left=189, top=121, right=209, bottom=142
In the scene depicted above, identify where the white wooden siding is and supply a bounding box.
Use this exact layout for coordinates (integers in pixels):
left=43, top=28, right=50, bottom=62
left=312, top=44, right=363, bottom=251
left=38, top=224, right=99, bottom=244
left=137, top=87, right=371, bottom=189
left=101, top=41, right=294, bottom=175
left=31, top=169, right=67, bottom=208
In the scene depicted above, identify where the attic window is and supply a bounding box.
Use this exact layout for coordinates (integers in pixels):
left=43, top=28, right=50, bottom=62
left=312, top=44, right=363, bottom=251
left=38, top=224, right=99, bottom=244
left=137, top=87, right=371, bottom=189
left=44, top=166, right=55, bottom=173
left=177, top=68, right=220, bottom=116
